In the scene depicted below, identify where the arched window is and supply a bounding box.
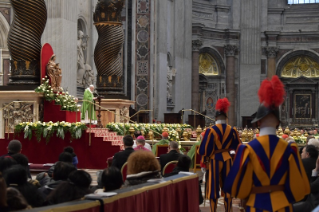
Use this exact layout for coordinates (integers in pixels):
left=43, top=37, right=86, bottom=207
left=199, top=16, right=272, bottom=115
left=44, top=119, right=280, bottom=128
left=288, top=0, right=319, bottom=4
left=280, top=55, right=319, bottom=78
left=199, top=53, right=220, bottom=76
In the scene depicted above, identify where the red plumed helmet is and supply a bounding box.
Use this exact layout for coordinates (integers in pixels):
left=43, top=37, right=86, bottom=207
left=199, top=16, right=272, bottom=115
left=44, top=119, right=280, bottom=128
left=215, top=98, right=230, bottom=113
left=258, top=75, right=285, bottom=107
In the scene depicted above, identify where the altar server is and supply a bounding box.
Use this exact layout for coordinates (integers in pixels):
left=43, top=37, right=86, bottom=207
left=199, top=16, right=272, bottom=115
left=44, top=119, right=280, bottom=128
left=224, top=76, right=310, bottom=212
left=198, top=98, right=241, bottom=212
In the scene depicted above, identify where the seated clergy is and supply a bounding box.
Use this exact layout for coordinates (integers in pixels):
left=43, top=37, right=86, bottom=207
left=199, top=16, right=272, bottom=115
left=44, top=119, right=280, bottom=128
left=133, top=131, right=151, bottom=151
left=112, top=135, right=134, bottom=170
left=159, top=141, right=180, bottom=174
left=134, top=136, right=151, bottom=151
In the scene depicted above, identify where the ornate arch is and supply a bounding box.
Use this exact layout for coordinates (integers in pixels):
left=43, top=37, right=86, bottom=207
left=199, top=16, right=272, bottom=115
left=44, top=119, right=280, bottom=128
left=0, top=12, right=10, bottom=48
left=199, top=47, right=225, bottom=75
left=276, top=50, right=319, bottom=78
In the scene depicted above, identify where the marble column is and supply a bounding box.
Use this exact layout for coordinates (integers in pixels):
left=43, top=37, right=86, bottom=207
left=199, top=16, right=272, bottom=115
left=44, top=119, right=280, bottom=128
left=191, top=40, right=202, bottom=112
left=224, top=44, right=238, bottom=126
left=265, top=47, right=279, bottom=78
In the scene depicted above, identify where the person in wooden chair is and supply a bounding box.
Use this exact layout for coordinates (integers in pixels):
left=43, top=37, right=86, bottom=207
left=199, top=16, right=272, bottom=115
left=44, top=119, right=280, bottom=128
left=224, top=76, right=310, bottom=212
left=198, top=98, right=241, bottom=212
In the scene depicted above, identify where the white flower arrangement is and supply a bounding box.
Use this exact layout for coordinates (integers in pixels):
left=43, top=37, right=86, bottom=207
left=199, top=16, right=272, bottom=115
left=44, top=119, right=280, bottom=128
left=35, top=78, right=78, bottom=112
left=15, top=121, right=87, bottom=142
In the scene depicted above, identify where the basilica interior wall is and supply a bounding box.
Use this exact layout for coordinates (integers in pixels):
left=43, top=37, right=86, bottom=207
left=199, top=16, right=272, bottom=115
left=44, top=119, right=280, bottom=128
left=193, top=0, right=319, bottom=127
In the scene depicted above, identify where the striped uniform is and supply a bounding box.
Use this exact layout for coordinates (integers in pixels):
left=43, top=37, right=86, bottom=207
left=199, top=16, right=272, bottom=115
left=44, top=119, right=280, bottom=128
left=198, top=124, right=241, bottom=212
left=224, top=135, right=310, bottom=212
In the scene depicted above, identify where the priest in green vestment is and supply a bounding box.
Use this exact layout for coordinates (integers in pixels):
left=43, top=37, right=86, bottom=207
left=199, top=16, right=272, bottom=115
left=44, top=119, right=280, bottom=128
left=152, top=132, right=170, bottom=155
left=81, top=85, right=97, bottom=123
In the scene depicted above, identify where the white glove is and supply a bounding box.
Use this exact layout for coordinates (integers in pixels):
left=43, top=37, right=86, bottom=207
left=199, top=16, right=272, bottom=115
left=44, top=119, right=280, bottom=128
left=201, top=167, right=206, bottom=173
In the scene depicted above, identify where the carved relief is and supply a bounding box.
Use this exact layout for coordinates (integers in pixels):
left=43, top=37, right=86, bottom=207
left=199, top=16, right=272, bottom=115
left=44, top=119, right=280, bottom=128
left=224, top=44, right=238, bottom=57
left=3, top=102, right=35, bottom=133
left=192, top=40, right=202, bottom=51
left=264, top=46, right=279, bottom=58
left=120, top=106, right=129, bottom=123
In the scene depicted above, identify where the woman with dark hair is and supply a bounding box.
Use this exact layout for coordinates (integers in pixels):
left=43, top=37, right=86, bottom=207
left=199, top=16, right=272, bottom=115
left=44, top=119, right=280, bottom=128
left=125, top=151, right=161, bottom=186
left=6, top=187, right=31, bottom=210
left=46, top=170, right=92, bottom=204
left=101, top=167, right=123, bottom=192
left=64, top=146, right=78, bottom=168
left=0, top=157, right=16, bottom=173
left=4, top=165, right=44, bottom=207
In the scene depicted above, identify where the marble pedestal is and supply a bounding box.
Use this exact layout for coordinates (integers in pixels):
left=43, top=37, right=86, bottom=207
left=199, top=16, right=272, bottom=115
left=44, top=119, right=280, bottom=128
left=99, top=99, right=135, bottom=126
left=0, top=91, right=43, bottom=138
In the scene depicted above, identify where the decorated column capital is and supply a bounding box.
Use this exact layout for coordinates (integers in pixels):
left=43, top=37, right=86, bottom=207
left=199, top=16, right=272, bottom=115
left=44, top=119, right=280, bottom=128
left=192, top=40, right=202, bottom=51
left=224, top=44, right=238, bottom=57
left=264, top=46, right=279, bottom=58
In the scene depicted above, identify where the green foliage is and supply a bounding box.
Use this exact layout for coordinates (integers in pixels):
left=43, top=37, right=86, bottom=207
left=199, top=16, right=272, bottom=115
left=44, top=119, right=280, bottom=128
left=14, top=121, right=87, bottom=143
left=35, top=76, right=79, bottom=112
left=106, top=123, right=193, bottom=138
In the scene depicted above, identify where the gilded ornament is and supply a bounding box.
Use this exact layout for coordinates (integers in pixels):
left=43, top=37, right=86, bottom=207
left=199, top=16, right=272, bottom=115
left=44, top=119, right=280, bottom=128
left=281, top=56, right=319, bottom=78
left=148, top=130, right=154, bottom=141
left=183, top=131, right=189, bottom=141
left=196, top=125, right=202, bottom=141
left=129, top=125, right=135, bottom=137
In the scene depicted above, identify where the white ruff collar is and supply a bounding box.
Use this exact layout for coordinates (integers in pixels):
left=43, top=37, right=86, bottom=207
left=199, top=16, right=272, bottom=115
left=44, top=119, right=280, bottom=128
left=259, top=127, right=277, bottom=136
left=216, top=120, right=226, bottom=124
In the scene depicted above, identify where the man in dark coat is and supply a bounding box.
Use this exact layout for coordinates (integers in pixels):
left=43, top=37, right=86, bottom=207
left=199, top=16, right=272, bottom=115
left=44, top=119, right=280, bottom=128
left=112, top=135, right=134, bottom=170
left=301, top=145, right=318, bottom=182
left=159, top=141, right=180, bottom=174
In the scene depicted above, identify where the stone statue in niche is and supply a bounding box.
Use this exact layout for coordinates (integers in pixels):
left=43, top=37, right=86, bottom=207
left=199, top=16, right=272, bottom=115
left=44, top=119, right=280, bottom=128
left=77, top=30, right=86, bottom=70
left=167, top=67, right=176, bottom=105
left=82, top=64, right=95, bottom=88
left=47, top=54, right=62, bottom=92
left=77, top=30, right=89, bottom=87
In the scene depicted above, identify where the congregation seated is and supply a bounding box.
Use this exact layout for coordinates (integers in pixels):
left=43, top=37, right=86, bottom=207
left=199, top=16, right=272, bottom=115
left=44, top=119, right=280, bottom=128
left=4, top=165, right=44, bottom=207
left=308, top=138, right=319, bottom=151
left=152, top=132, right=170, bottom=155
left=11, top=153, right=31, bottom=179
left=133, top=131, right=151, bottom=151
left=301, top=145, right=318, bottom=182
left=163, top=155, right=191, bottom=177
left=159, top=141, right=180, bottom=174
left=112, top=135, right=134, bottom=170
left=6, top=187, right=31, bottom=211
left=134, top=136, right=151, bottom=151
left=47, top=152, right=74, bottom=178
left=0, top=157, right=16, bottom=174
left=0, top=140, right=22, bottom=158
left=38, top=161, right=76, bottom=199
left=294, top=155, right=319, bottom=211
left=46, top=170, right=92, bottom=205
left=95, top=167, right=123, bottom=193
left=63, top=146, right=79, bottom=168
left=124, top=151, right=161, bottom=186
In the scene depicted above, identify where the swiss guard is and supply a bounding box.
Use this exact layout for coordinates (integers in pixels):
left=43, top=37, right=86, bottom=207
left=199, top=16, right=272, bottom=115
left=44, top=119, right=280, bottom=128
left=198, top=98, right=241, bottom=212
left=224, top=76, right=310, bottom=212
